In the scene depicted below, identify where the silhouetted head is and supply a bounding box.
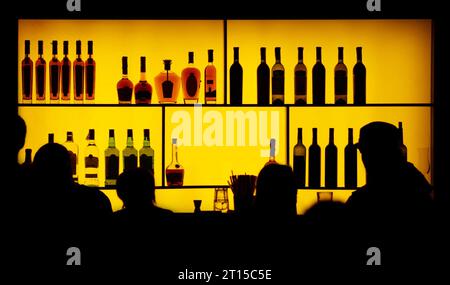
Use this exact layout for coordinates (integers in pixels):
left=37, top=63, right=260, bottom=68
left=33, top=143, right=73, bottom=189
left=255, top=163, right=297, bottom=217
left=116, top=168, right=156, bottom=209
left=15, top=115, right=26, bottom=154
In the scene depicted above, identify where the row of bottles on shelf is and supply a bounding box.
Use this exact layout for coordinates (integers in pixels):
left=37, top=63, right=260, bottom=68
left=21, top=40, right=96, bottom=104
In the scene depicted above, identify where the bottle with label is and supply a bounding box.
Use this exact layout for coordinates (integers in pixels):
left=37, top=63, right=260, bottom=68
left=353, top=47, right=366, bottom=105
left=335, top=47, right=348, bottom=105
left=84, top=129, right=99, bottom=186
left=344, top=128, right=357, bottom=188
left=399, top=122, right=408, bottom=162
left=166, top=138, right=184, bottom=186
left=308, top=128, right=321, bottom=188
left=257, top=47, right=270, bottom=106
left=22, top=40, right=33, bottom=103
left=265, top=138, right=277, bottom=166
left=204, top=49, right=217, bottom=104
left=64, top=131, right=79, bottom=183
left=294, top=47, right=307, bottom=105
left=49, top=40, right=61, bottom=104
left=312, top=47, right=325, bottom=105
left=154, top=60, right=181, bottom=104
left=73, top=40, right=84, bottom=103
left=61, top=41, right=71, bottom=102
left=182, top=51, right=201, bottom=104
left=117, top=56, right=133, bottom=104
left=139, top=129, right=155, bottom=174
left=105, top=129, right=119, bottom=186
left=35, top=40, right=46, bottom=103
left=229, top=47, right=243, bottom=105
left=85, top=40, right=95, bottom=103
left=325, top=128, right=338, bottom=188
left=123, top=129, right=138, bottom=171
left=293, top=128, right=306, bottom=188
left=134, top=56, right=152, bottom=104
left=271, top=47, right=285, bottom=105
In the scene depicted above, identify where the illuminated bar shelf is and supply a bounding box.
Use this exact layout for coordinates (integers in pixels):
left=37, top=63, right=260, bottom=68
left=101, top=185, right=352, bottom=190
left=18, top=103, right=433, bottom=107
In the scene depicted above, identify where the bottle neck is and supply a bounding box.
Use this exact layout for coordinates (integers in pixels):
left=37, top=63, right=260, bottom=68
left=269, top=139, right=276, bottom=161
left=312, top=129, right=318, bottom=144
left=338, top=48, right=344, bottom=63
left=108, top=136, right=116, bottom=148
left=127, top=136, right=134, bottom=147
left=67, top=135, right=73, bottom=142
left=298, top=48, right=303, bottom=63
left=297, top=129, right=303, bottom=144
left=172, top=143, right=178, bottom=163
left=357, top=48, right=363, bottom=62
left=329, top=129, right=334, bottom=144
left=140, top=72, right=147, bottom=82
left=348, top=129, right=353, bottom=144
left=88, top=139, right=95, bottom=146
left=143, top=137, right=150, bottom=147
left=316, top=48, right=322, bottom=63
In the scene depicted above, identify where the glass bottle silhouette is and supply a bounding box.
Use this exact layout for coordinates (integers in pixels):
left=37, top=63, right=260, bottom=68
left=257, top=47, right=270, bottom=106
left=105, top=129, right=119, bottom=187
left=117, top=56, right=133, bottom=104
left=204, top=49, right=217, bottom=104
left=64, top=131, right=79, bottom=183
left=230, top=47, right=243, bottom=105
left=265, top=138, right=277, bottom=166
left=312, top=47, right=325, bottom=105
left=166, top=138, right=184, bottom=186
left=134, top=56, right=152, bottom=104
left=24, top=148, right=33, bottom=167
left=293, top=128, right=306, bottom=188
left=49, top=40, right=61, bottom=104
left=182, top=51, right=201, bottom=104
left=344, top=128, right=357, bottom=188
left=73, top=40, right=84, bottom=103
left=308, top=128, right=321, bottom=188
left=155, top=60, right=181, bottom=104
left=85, top=40, right=95, bottom=103
left=61, top=41, right=71, bottom=102
left=22, top=40, right=33, bottom=103
left=272, top=47, right=285, bottom=105
left=335, top=47, right=348, bottom=105
left=48, top=133, right=54, bottom=143
left=294, top=47, right=307, bottom=105
left=84, top=129, right=99, bottom=187
left=399, top=122, right=407, bottom=161
left=123, top=129, right=138, bottom=171
left=139, top=129, right=155, bottom=174
left=353, top=47, right=366, bottom=105
left=325, top=128, right=338, bottom=188
left=35, top=40, right=46, bottom=102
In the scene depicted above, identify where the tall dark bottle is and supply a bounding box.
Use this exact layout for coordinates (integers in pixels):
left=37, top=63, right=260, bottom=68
left=35, top=40, right=46, bottom=102
left=123, top=129, right=138, bottom=171
left=229, top=47, right=243, bottom=105
left=49, top=41, right=61, bottom=103
left=293, top=128, right=306, bottom=188
left=22, top=40, right=33, bottom=103
left=353, top=47, right=366, bottom=105
left=139, top=129, right=155, bottom=174
left=85, top=40, right=95, bottom=103
left=105, top=129, right=119, bottom=186
left=134, top=56, right=152, bottom=104
left=334, top=47, right=347, bottom=105
left=117, top=56, right=133, bottom=104
left=294, top=47, right=307, bottom=105
left=204, top=49, right=217, bottom=104
left=73, top=40, right=84, bottom=103
left=308, top=128, right=321, bottom=188
left=325, top=128, right=338, bottom=188
left=257, top=47, right=270, bottom=105
left=271, top=47, right=285, bottom=105
left=61, top=41, right=71, bottom=102
left=399, top=122, right=407, bottom=162
left=312, top=47, right=325, bottom=105
left=344, top=128, right=357, bottom=188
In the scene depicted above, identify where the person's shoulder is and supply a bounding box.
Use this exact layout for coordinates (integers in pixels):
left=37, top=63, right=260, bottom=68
left=346, top=185, right=368, bottom=203
left=153, top=206, right=173, bottom=216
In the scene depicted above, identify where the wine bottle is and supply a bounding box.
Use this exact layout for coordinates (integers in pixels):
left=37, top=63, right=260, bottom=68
left=294, top=47, right=307, bottom=105
left=117, top=56, right=134, bottom=104
left=293, top=128, right=306, bottom=188
left=204, top=49, right=217, bottom=104
left=123, top=129, right=138, bottom=171
left=265, top=138, right=277, bottom=165
left=182, top=51, right=201, bottom=104
left=271, top=47, right=285, bottom=105
left=49, top=40, right=61, bottom=104
left=166, top=138, right=184, bottom=186
left=73, top=40, right=84, bottom=103
left=399, top=122, right=407, bottom=161
left=154, top=60, right=181, bottom=104
left=84, top=129, right=99, bottom=187
left=134, top=56, right=152, bottom=104
left=257, top=47, right=270, bottom=106
left=64, top=131, right=79, bottom=182
left=344, top=128, right=357, bottom=188
left=105, top=129, right=119, bottom=186
left=61, top=41, right=71, bottom=102
left=325, top=128, right=338, bottom=188
left=308, top=128, right=321, bottom=188
left=139, top=129, right=155, bottom=174
left=334, top=47, right=348, bottom=105
left=36, top=40, right=46, bottom=102
left=312, top=47, right=325, bottom=105
left=22, top=40, right=33, bottom=103
left=353, top=47, right=366, bottom=105
left=85, top=40, right=95, bottom=103
left=230, top=47, right=243, bottom=105
left=48, top=133, right=54, bottom=143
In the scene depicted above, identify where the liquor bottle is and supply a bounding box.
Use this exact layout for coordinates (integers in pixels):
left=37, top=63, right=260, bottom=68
left=182, top=51, right=201, bottom=104
left=294, top=47, right=307, bottom=105
left=166, top=138, right=184, bottom=186
left=271, top=47, right=285, bottom=105
left=399, top=122, right=407, bottom=161
left=229, top=47, right=243, bottom=105
left=257, top=47, right=270, bottom=106
left=353, top=47, right=366, bottom=105
left=325, top=128, right=338, bottom=188
left=85, top=41, right=95, bottom=103
left=134, top=56, right=152, bottom=104
left=293, top=128, right=306, bottom=188
left=344, top=128, right=357, bottom=188
left=48, top=133, right=54, bottom=143
left=49, top=40, right=61, bottom=103
left=312, top=47, right=325, bottom=105
left=123, top=129, right=138, bottom=171
left=204, top=49, right=217, bottom=104
left=154, top=60, right=181, bottom=104
left=21, top=40, right=33, bottom=103
left=335, top=47, right=348, bottom=105
left=117, top=56, right=133, bottom=104
left=308, top=128, right=321, bottom=188
left=139, top=129, right=155, bottom=174
left=61, top=41, right=71, bottom=102
left=73, top=40, right=84, bottom=103
left=265, top=138, right=277, bottom=165
left=105, top=129, right=119, bottom=186
left=35, top=40, right=46, bottom=102
left=84, top=129, right=99, bottom=186
left=64, top=131, right=79, bottom=182
left=24, top=148, right=33, bottom=167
